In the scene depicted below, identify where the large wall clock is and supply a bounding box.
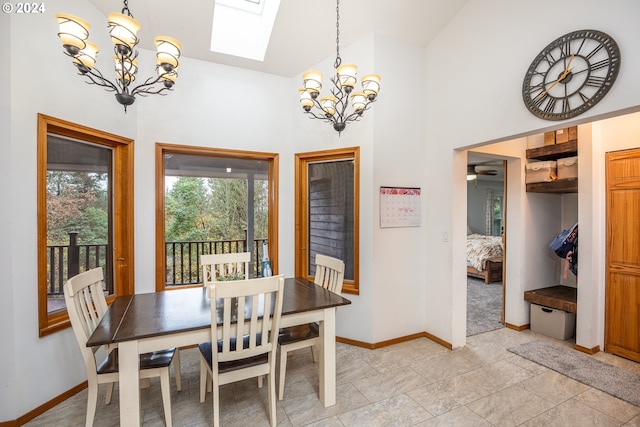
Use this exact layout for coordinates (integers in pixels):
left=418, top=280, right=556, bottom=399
left=522, top=29, right=621, bottom=121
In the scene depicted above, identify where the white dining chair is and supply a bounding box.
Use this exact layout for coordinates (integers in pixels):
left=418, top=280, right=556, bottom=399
left=64, top=267, right=177, bottom=427
left=198, top=275, right=285, bottom=427
left=277, top=254, right=345, bottom=400
left=199, top=251, right=253, bottom=394
left=201, top=252, right=252, bottom=284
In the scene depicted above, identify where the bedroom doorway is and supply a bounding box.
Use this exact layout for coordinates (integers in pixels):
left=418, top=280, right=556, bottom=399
left=466, top=154, right=506, bottom=336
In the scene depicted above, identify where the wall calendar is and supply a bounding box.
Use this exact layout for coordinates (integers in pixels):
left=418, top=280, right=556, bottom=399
left=379, top=186, right=421, bottom=228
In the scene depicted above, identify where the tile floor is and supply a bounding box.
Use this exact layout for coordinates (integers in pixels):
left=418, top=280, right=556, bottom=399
left=24, top=328, right=640, bottom=426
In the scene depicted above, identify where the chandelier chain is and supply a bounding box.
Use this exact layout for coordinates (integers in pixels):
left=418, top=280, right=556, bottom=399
left=297, top=0, right=380, bottom=134
left=122, top=0, right=133, bottom=17
left=334, top=0, right=341, bottom=69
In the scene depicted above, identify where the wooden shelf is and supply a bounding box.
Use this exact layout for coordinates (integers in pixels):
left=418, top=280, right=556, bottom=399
left=526, top=140, right=577, bottom=161
left=526, top=141, right=578, bottom=193
left=525, top=285, right=577, bottom=313
left=526, top=178, right=578, bottom=194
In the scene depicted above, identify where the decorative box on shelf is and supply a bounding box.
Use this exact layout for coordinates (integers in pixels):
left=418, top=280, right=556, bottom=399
left=544, top=131, right=555, bottom=146
left=525, top=140, right=578, bottom=193
left=557, top=156, right=578, bottom=180
left=525, top=160, right=556, bottom=184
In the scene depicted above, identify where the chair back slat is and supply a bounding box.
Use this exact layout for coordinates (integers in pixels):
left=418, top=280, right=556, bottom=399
left=208, top=275, right=284, bottom=364
left=64, top=267, right=109, bottom=370
left=313, top=254, right=345, bottom=293
left=201, top=252, right=252, bottom=285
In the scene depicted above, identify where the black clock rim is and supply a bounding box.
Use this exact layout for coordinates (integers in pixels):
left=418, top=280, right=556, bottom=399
left=522, top=29, right=621, bottom=121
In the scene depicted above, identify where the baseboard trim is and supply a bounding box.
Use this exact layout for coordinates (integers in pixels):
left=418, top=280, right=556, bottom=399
left=4, top=381, right=87, bottom=426
left=506, top=322, right=529, bottom=331
left=574, top=344, right=600, bottom=355
left=337, top=331, right=452, bottom=350
left=422, top=331, right=453, bottom=350
left=336, top=336, right=375, bottom=349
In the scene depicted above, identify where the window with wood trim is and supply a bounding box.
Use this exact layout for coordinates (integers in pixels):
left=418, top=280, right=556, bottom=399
left=295, top=147, right=360, bottom=294
left=155, top=144, right=279, bottom=291
left=37, top=114, right=134, bottom=337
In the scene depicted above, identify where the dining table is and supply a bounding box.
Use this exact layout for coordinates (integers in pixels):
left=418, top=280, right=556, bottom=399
left=86, top=276, right=352, bottom=427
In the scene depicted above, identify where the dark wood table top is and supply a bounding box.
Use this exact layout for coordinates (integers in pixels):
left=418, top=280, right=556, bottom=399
left=87, top=277, right=351, bottom=347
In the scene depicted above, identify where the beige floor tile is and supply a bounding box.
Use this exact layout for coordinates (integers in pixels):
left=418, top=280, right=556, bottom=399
left=519, top=370, right=589, bottom=405
left=624, top=414, right=640, bottom=426
left=351, top=366, right=428, bottom=402
left=364, top=343, right=445, bottom=373
left=455, top=340, right=514, bottom=366
left=414, top=405, right=493, bottom=427
left=407, top=375, right=491, bottom=416
left=337, top=393, right=433, bottom=427
left=302, top=416, right=345, bottom=427
left=282, top=383, right=369, bottom=426
left=466, top=327, right=518, bottom=346
left=575, top=388, right=640, bottom=424
left=466, top=384, right=556, bottom=427
left=410, top=352, right=483, bottom=383
left=506, top=353, right=550, bottom=375
left=277, top=368, right=317, bottom=401
left=521, top=399, right=621, bottom=426
left=334, top=354, right=379, bottom=385
left=462, top=359, right=536, bottom=393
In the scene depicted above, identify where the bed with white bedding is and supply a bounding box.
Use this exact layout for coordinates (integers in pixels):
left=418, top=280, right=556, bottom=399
left=467, top=233, right=503, bottom=284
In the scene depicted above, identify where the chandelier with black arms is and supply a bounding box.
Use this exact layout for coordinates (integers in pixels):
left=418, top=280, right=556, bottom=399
left=55, top=0, right=181, bottom=112
left=298, top=0, right=381, bottom=135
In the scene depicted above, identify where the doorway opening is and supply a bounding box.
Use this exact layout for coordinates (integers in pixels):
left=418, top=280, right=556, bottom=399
left=466, top=153, right=506, bottom=336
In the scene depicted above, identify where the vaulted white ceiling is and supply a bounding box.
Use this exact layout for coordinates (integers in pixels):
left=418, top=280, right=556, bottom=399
left=88, top=0, right=468, bottom=77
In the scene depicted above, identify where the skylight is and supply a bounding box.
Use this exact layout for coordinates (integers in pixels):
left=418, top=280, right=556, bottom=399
left=211, top=0, right=281, bottom=62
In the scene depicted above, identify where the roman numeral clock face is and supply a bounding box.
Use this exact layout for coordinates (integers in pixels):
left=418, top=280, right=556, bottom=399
left=522, top=29, right=621, bottom=121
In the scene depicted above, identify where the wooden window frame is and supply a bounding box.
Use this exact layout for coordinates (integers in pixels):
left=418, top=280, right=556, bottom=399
left=155, top=143, right=279, bottom=292
left=295, top=147, right=360, bottom=294
left=37, top=114, right=135, bottom=337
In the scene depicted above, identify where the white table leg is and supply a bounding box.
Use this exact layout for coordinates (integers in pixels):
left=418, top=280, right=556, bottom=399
left=119, top=340, right=142, bottom=426
left=319, top=307, right=336, bottom=407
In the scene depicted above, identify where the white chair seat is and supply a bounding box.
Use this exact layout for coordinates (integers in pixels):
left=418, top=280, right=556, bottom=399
left=96, top=347, right=176, bottom=374
left=198, top=335, right=268, bottom=374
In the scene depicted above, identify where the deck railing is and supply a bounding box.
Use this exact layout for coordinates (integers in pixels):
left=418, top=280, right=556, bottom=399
left=164, top=237, right=268, bottom=286
left=47, top=232, right=110, bottom=296
left=46, top=232, right=268, bottom=296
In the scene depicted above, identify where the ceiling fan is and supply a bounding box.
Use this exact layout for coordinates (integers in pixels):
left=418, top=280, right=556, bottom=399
left=467, top=164, right=498, bottom=180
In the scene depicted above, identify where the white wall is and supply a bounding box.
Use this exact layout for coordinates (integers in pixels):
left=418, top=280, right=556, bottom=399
left=426, top=0, right=640, bottom=347
left=5, top=0, right=138, bottom=420
left=370, top=34, right=428, bottom=343
left=0, top=10, right=15, bottom=423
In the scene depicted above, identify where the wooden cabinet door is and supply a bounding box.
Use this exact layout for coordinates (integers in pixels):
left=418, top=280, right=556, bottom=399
left=605, top=147, right=640, bottom=362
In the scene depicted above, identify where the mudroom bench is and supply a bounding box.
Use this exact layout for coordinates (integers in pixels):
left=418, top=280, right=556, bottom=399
left=524, top=285, right=577, bottom=314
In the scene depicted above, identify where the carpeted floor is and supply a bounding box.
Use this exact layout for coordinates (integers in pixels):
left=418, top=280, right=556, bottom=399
left=509, top=340, right=640, bottom=407
left=467, top=276, right=504, bottom=336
